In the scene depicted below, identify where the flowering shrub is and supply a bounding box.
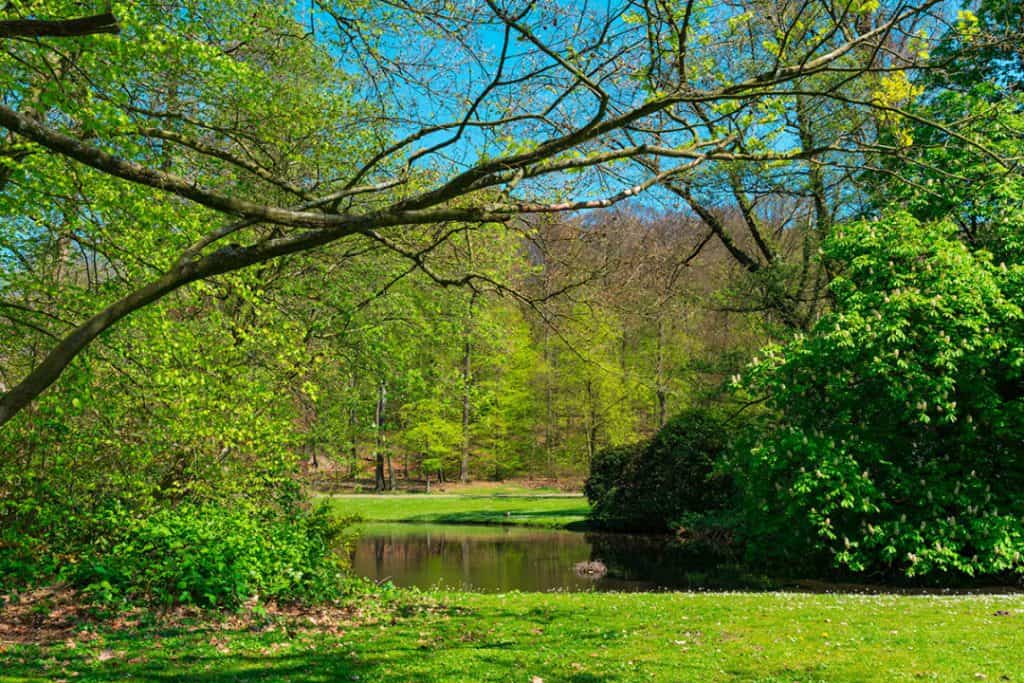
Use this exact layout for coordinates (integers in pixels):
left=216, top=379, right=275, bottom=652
left=741, top=214, right=1024, bottom=577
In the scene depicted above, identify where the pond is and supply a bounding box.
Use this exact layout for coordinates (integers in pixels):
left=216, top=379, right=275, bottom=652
left=352, top=523, right=1024, bottom=594
left=350, top=522, right=763, bottom=593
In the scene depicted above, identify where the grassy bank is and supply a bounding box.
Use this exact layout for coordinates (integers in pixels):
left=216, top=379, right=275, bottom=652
left=324, top=491, right=591, bottom=529
left=2, top=591, right=1022, bottom=681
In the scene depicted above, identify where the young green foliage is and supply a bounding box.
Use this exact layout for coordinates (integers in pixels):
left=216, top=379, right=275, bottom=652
left=741, top=213, right=1024, bottom=577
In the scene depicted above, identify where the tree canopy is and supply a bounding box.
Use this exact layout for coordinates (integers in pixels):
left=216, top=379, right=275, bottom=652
left=0, top=0, right=982, bottom=427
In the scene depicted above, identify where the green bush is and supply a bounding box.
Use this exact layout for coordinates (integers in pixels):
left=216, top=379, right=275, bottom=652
left=584, top=408, right=735, bottom=532
left=583, top=443, right=640, bottom=523
left=68, top=503, right=348, bottom=607
left=741, top=214, right=1024, bottom=578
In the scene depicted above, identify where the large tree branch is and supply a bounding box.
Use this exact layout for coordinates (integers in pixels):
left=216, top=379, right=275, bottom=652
left=0, top=13, right=119, bottom=38
left=0, top=201, right=514, bottom=429
left=0, top=104, right=353, bottom=227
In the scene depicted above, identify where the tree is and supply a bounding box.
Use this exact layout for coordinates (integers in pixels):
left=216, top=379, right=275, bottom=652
left=741, top=213, right=1024, bottom=576
left=732, top=3, right=1024, bottom=578
left=872, top=11, right=1024, bottom=263
left=0, top=0, right=964, bottom=429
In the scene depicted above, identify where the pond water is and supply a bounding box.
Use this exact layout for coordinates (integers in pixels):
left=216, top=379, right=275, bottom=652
left=351, top=523, right=1024, bottom=594
left=350, top=522, right=760, bottom=593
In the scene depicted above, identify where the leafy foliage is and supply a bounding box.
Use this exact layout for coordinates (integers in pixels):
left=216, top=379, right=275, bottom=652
left=583, top=444, right=641, bottom=524
left=741, top=213, right=1024, bottom=577
left=69, top=503, right=347, bottom=608
left=584, top=408, right=735, bottom=532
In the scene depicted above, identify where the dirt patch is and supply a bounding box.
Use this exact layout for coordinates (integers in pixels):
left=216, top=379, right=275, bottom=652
left=1, top=586, right=109, bottom=645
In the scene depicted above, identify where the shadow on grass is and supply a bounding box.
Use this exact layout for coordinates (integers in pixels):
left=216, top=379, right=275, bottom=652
left=0, top=644, right=365, bottom=682
left=0, top=611, right=883, bottom=683
left=0, top=605, right=632, bottom=683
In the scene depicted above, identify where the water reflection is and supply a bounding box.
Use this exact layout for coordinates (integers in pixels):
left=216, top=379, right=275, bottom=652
left=351, top=523, right=1024, bottom=593
left=350, top=523, right=757, bottom=593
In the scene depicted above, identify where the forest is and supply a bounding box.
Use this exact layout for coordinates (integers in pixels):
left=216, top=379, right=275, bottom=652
left=1, top=1, right=1023, bottom=681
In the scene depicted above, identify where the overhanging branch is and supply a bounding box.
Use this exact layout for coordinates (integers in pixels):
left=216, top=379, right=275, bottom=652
left=0, top=13, right=119, bottom=38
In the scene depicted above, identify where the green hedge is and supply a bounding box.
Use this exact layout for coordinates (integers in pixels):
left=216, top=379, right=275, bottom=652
left=584, top=408, right=735, bottom=532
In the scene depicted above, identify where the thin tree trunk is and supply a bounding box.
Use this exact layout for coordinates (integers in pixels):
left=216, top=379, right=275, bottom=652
left=656, top=317, right=667, bottom=428
left=459, top=291, right=477, bottom=484
left=459, top=338, right=471, bottom=483
left=584, top=378, right=597, bottom=465
left=374, top=379, right=387, bottom=492
left=348, top=373, right=358, bottom=478
left=543, top=324, right=554, bottom=474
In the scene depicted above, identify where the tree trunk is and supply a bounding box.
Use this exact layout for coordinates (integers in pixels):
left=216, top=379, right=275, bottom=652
left=374, top=379, right=387, bottom=492
left=459, top=291, right=477, bottom=484
left=348, top=373, right=359, bottom=478
left=459, top=337, right=471, bottom=483
left=543, top=324, right=554, bottom=474
left=656, top=317, right=667, bottom=428
left=584, top=378, right=597, bottom=465
left=0, top=13, right=120, bottom=39
left=0, top=186, right=370, bottom=431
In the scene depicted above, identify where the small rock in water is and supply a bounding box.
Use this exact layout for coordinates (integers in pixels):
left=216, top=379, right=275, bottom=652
left=574, top=560, right=607, bottom=578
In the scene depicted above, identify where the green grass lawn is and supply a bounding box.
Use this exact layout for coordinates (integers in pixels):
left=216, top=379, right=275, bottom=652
left=324, top=492, right=591, bottom=529
left=2, top=591, right=1022, bottom=682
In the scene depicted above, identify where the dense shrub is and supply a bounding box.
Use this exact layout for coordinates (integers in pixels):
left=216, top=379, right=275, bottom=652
left=740, top=214, right=1024, bottom=578
left=67, top=503, right=348, bottom=607
left=584, top=408, right=735, bottom=531
left=583, top=444, right=641, bottom=522
left=0, top=362, right=348, bottom=603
